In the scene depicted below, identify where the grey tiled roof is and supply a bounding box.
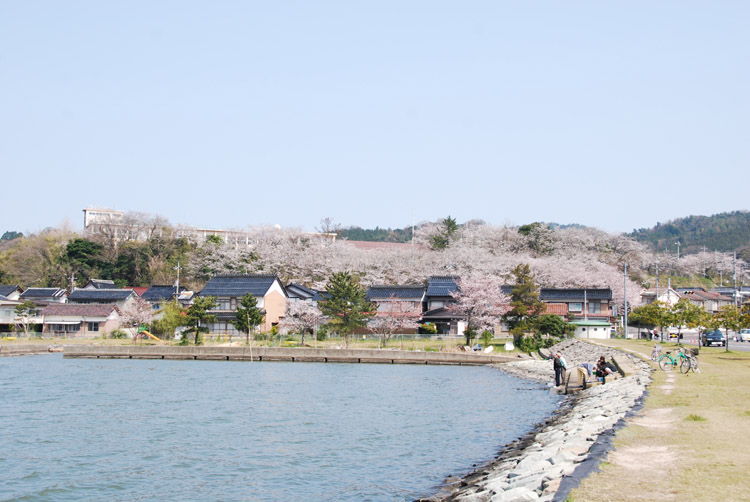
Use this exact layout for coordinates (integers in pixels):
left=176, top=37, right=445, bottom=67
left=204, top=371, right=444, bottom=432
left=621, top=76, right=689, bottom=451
left=539, top=288, right=612, bottom=301
left=0, top=285, right=21, bottom=297
left=366, top=285, right=425, bottom=301
left=68, top=288, right=134, bottom=302
left=286, top=283, right=323, bottom=301
left=426, top=276, right=459, bottom=297
left=86, top=279, right=116, bottom=289
left=199, top=275, right=284, bottom=298
left=42, top=303, right=119, bottom=317
left=142, top=285, right=183, bottom=302
left=20, top=288, right=67, bottom=299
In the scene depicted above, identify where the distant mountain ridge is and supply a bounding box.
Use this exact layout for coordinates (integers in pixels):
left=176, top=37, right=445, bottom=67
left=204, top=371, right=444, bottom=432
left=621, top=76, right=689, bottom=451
left=628, top=210, right=750, bottom=256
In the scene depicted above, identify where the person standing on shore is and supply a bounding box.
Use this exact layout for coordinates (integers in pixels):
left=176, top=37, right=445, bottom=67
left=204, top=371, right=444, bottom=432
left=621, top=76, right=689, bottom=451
left=553, top=352, right=567, bottom=386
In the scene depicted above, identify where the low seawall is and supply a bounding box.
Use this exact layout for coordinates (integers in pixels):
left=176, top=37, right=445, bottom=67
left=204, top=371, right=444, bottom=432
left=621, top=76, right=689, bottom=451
left=63, top=345, right=519, bottom=365
left=0, top=344, right=62, bottom=356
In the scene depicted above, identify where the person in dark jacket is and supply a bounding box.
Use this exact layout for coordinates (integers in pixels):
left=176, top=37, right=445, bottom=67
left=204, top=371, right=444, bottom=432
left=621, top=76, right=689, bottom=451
left=553, top=352, right=566, bottom=386
left=595, top=356, right=617, bottom=382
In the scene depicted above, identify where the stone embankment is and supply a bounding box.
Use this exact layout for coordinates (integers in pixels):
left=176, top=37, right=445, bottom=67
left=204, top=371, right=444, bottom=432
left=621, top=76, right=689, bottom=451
left=428, top=340, right=651, bottom=502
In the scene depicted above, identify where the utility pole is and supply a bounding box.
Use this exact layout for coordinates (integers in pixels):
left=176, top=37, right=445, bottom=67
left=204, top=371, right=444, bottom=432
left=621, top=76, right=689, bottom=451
left=623, top=263, right=629, bottom=339
left=675, top=241, right=680, bottom=260
left=174, top=261, right=182, bottom=299
left=69, top=272, right=76, bottom=293
left=733, top=252, right=738, bottom=307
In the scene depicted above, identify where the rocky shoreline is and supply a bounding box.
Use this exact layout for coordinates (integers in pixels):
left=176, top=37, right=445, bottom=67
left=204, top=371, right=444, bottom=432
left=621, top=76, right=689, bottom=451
left=420, top=340, right=651, bottom=502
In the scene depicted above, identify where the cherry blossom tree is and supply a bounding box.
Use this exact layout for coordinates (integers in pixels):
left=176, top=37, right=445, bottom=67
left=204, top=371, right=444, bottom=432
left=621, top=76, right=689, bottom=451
left=279, top=301, right=323, bottom=345
left=368, top=294, right=421, bottom=348
left=122, top=296, right=154, bottom=340
left=448, top=274, right=508, bottom=345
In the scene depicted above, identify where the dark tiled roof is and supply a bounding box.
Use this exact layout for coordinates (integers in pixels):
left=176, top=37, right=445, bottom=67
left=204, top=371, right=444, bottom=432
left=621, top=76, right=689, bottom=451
left=142, top=285, right=183, bottom=302
left=86, top=279, right=116, bottom=289
left=0, top=285, right=21, bottom=297
left=539, top=288, right=612, bottom=301
left=41, top=303, right=119, bottom=317
left=286, top=283, right=323, bottom=301
left=20, top=288, right=66, bottom=299
left=199, top=275, right=283, bottom=298
left=421, top=306, right=463, bottom=320
left=426, top=276, right=459, bottom=297
left=366, top=285, right=425, bottom=301
left=68, top=288, right=134, bottom=302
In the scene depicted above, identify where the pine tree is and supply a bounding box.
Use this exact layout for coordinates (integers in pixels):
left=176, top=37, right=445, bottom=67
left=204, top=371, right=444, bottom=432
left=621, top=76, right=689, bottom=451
left=318, top=272, right=376, bottom=348
left=232, top=293, right=265, bottom=345
left=502, top=264, right=545, bottom=346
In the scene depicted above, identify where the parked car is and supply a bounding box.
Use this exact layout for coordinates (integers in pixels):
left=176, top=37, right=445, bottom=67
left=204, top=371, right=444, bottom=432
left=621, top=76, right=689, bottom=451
left=701, top=329, right=726, bottom=347
left=738, top=329, right=750, bottom=343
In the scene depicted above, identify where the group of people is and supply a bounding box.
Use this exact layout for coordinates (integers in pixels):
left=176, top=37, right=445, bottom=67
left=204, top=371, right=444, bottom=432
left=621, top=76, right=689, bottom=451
left=552, top=352, right=618, bottom=387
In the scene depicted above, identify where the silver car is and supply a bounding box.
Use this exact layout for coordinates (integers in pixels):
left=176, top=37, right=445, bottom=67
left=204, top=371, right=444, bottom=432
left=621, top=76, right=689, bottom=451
left=739, top=329, right=750, bottom=342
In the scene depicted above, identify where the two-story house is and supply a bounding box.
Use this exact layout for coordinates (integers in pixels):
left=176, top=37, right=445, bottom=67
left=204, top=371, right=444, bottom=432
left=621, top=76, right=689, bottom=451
left=141, top=285, right=185, bottom=311
left=67, top=288, right=137, bottom=310
left=539, top=288, right=614, bottom=339
left=366, top=285, right=424, bottom=333
left=20, top=288, right=68, bottom=305
left=198, top=274, right=288, bottom=335
left=420, top=276, right=465, bottom=335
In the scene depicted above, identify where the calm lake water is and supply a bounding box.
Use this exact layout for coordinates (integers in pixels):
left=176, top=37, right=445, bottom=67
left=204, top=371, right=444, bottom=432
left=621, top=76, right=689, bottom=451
left=0, top=355, right=560, bottom=501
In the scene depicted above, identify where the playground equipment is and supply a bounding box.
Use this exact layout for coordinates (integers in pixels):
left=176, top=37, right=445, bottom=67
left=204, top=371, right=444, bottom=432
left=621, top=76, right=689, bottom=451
left=133, top=326, right=164, bottom=343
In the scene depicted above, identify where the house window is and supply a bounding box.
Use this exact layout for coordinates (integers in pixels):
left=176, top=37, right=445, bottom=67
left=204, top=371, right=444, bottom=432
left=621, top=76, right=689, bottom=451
left=430, top=300, right=444, bottom=309
left=569, top=303, right=582, bottom=312
left=588, top=303, right=601, bottom=314
left=87, top=322, right=100, bottom=332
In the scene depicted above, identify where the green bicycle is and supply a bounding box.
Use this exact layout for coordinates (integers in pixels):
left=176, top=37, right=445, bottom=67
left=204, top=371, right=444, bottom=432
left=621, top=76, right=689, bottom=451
left=658, top=347, right=689, bottom=371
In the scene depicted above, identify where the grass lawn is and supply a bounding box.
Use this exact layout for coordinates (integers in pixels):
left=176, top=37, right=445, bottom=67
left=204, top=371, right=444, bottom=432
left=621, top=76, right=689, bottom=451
left=568, top=339, right=750, bottom=501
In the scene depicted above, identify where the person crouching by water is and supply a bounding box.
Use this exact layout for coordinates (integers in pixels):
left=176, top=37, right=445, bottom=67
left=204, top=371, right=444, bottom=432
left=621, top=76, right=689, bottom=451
left=596, top=356, right=617, bottom=383
left=553, top=352, right=567, bottom=386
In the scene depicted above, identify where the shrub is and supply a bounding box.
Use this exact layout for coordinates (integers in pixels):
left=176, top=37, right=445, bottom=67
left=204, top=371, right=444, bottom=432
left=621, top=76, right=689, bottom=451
left=419, top=322, right=438, bottom=335
left=481, top=330, right=494, bottom=347
left=109, top=329, right=127, bottom=339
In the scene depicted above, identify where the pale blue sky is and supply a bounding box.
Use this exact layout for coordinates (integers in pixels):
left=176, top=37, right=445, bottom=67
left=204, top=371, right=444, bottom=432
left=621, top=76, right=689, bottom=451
left=2, top=1, right=748, bottom=235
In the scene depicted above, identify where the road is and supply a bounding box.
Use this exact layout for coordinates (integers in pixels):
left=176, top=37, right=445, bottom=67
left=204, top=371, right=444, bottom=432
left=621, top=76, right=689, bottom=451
left=627, top=328, right=750, bottom=352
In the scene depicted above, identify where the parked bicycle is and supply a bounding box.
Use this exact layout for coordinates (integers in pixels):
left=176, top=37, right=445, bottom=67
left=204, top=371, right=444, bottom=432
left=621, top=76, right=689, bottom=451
left=680, top=348, right=700, bottom=373
left=651, top=344, right=661, bottom=362
left=658, top=347, right=689, bottom=371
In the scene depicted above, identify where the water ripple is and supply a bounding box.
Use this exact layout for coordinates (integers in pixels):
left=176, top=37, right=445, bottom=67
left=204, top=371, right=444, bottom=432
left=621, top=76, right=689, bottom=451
left=0, top=354, right=560, bottom=501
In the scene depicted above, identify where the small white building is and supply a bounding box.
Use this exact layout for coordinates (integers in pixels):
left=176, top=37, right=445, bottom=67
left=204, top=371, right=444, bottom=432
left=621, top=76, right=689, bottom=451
left=571, top=320, right=612, bottom=340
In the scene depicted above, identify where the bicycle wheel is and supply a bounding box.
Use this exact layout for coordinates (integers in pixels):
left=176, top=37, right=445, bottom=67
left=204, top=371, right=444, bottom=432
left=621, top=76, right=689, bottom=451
left=659, top=355, right=674, bottom=371
left=680, top=358, right=690, bottom=374
left=691, top=356, right=699, bottom=372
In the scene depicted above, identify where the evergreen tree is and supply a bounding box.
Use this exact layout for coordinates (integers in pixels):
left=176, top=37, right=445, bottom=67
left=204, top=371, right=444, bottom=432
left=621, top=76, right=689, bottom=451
left=318, top=272, right=376, bottom=348
left=185, top=296, right=217, bottom=345
left=502, top=264, right=545, bottom=346
left=232, top=293, right=265, bottom=345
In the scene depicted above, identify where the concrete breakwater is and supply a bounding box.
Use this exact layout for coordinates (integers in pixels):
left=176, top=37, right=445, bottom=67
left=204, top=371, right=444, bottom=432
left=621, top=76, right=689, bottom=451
left=426, top=340, right=651, bottom=502
left=63, top=345, right=520, bottom=366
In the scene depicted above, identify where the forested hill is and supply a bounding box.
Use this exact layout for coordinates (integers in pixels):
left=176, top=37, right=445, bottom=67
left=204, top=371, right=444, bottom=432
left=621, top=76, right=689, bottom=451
left=628, top=211, right=750, bottom=255
left=338, top=227, right=412, bottom=242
